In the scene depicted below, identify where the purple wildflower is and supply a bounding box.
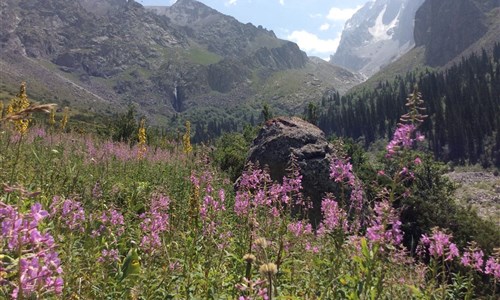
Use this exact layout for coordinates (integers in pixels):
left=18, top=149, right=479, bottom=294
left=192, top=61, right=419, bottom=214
left=484, top=257, right=500, bottom=279
left=319, top=197, right=348, bottom=234
left=460, top=242, right=485, bottom=273
left=330, top=158, right=355, bottom=186
left=287, top=221, right=313, bottom=237
left=97, top=249, right=120, bottom=264
left=139, top=193, right=170, bottom=254
left=1, top=201, right=63, bottom=298
left=365, top=200, right=403, bottom=246
left=92, top=208, right=125, bottom=240
left=50, top=196, right=86, bottom=232
left=419, top=229, right=459, bottom=261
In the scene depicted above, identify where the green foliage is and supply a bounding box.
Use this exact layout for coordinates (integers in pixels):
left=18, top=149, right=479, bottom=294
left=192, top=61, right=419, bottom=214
left=212, top=125, right=257, bottom=182
left=112, top=104, right=138, bottom=142
left=319, top=43, right=500, bottom=166
left=1, top=100, right=499, bottom=299
left=303, top=102, right=318, bottom=125
left=262, top=103, right=273, bottom=122
left=382, top=152, right=500, bottom=252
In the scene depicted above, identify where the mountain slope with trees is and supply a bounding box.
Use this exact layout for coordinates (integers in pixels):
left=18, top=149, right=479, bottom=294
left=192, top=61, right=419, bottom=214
left=318, top=43, right=500, bottom=167
left=0, top=0, right=361, bottom=130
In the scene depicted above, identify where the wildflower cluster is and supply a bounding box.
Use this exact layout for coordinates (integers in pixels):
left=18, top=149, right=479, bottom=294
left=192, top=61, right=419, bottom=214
left=196, top=171, right=227, bottom=235
left=386, top=88, right=426, bottom=158
left=419, top=228, right=459, bottom=261
left=365, top=199, right=403, bottom=246
left=50, top=196, right=86, bottom=232
left=139, top=193, right=170, bottom=254
left=0, top=201, right=63, bottom=299
left=91, top=208, right=125, bottom=242
left=318, top=197, right=348, bottom=234
left=329, top=156, right=365, bottom=227
left=84, top=137, right=176, bottom=163
left=485, top=253, right=500, bottom=279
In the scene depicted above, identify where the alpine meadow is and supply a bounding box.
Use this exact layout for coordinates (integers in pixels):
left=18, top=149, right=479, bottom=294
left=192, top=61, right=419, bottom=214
left=1, top=0, right=499, bottom=299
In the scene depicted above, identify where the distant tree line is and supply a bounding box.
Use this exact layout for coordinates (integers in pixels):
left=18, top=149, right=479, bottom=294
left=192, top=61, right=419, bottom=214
left=318, top=43, right=500, bottom=167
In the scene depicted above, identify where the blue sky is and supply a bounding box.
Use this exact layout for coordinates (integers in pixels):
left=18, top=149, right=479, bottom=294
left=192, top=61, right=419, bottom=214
left=138, top=0, right=369, bottom=59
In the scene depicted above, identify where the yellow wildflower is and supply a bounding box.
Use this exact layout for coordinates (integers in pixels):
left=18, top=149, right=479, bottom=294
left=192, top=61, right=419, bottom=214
left=137, top=118, right=147, bottom=159
left=6, top=82, right=31, bottom=135
left=182, top=121, right=192, bottom=154
left=60, top=107, right=69, bottom=130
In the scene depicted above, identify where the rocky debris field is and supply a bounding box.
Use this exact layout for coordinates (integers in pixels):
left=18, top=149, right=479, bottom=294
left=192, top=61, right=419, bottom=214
left=445, top=171, right=500, bottom=226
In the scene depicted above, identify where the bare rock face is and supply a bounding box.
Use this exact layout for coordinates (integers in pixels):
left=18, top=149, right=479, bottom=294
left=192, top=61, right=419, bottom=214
left=247, top=116, right=336, bottom=222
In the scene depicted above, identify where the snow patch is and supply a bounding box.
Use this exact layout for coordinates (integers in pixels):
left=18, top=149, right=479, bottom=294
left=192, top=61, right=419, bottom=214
left=368, top=4, right=400, bottom=42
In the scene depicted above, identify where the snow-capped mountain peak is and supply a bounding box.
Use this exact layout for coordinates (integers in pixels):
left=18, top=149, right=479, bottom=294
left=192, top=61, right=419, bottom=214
left=330, top=0, right=424, bottom=78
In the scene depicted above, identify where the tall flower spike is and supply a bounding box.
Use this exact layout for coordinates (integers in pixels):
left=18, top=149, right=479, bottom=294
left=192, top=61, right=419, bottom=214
left=48, top=107, right=56, bottom=127
left=6, top=82, right=31, bottom=134
left=386, top=86, right=427, bottom=158
left=183, top=120, right=193, bottom=154
left=60, top=107, right=69, bottom=130
left=400, top=86, right=428, bottom=126
left=137, top=118, right=147, bottom=159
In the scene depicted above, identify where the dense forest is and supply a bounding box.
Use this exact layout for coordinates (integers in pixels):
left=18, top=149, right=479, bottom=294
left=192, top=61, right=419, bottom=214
left=318, top=43, right=500, bottom=167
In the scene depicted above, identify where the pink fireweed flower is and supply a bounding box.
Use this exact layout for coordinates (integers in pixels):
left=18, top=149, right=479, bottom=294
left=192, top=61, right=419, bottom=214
left=472, top=250, right=485, bottom=272
left=365, top=200, right=403, bottom=246
left=419, top=229, right=459, bottom=261
left=287, top=221, right=313, bottom=237
left=50, top=196, right=86, bottom=232
left=305, top=242, right=320, bottom=253
left=97, top=249, right=120, bottom=264
left=349, top=184, right=364, bottom=213
left=484, top=257, right=500, bottom=279
left=92, top=208, right=125, bottom=239
left=1, top=201, right=63, bottom=298
left=234, top=192, right=251, bottom=217
left=330, top=158, right=355, bottom=186
left=460, top=242, right=485, bottom=272
left=139, top=193, right=170, bottom=253
left=237, top=165, right=271, bottom=191
left=319, top=197, right=348, bottom=234
left=386, top=123, right=424, bottom=158
left=200, top=189, right=226, bottom=221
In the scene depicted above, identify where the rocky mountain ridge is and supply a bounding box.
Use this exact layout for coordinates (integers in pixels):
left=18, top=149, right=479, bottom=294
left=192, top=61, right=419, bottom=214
left=0, top=0, right=362, bottom=127
left=414, top=0, right=500, bottom=68
left=346, top=0, right=500, bottom=91
left=330, top=0, right=425, bottom=78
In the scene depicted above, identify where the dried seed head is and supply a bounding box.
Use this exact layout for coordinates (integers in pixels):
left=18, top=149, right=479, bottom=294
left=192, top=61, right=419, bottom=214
left=259, top=263, right=277, bottom=277
left=243, top=253, right=256, bottom=263
left=254, top=237, right=267, bottom=249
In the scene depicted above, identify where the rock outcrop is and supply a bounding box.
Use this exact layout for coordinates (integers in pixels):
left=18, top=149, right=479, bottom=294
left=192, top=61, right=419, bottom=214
left=414, top=0, right=489, bottom=67
left=246, top=117, right=337, bottom=221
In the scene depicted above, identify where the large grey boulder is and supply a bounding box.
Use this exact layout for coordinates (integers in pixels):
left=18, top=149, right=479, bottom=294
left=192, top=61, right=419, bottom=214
left=246, top=116, right=337, bottom=222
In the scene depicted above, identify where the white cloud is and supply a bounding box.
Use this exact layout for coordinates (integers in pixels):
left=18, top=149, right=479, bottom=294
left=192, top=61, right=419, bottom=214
left=279, top=0, right=285, bottom=5
left=287, top=30, right=341, bottom=55
left=319, top=23, right=330, bottom=31
left=225, top=0, right=237, bottom=6
left=326, top=6, right=361, bottom=22
left=309, top=13, right=323, bottom=19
